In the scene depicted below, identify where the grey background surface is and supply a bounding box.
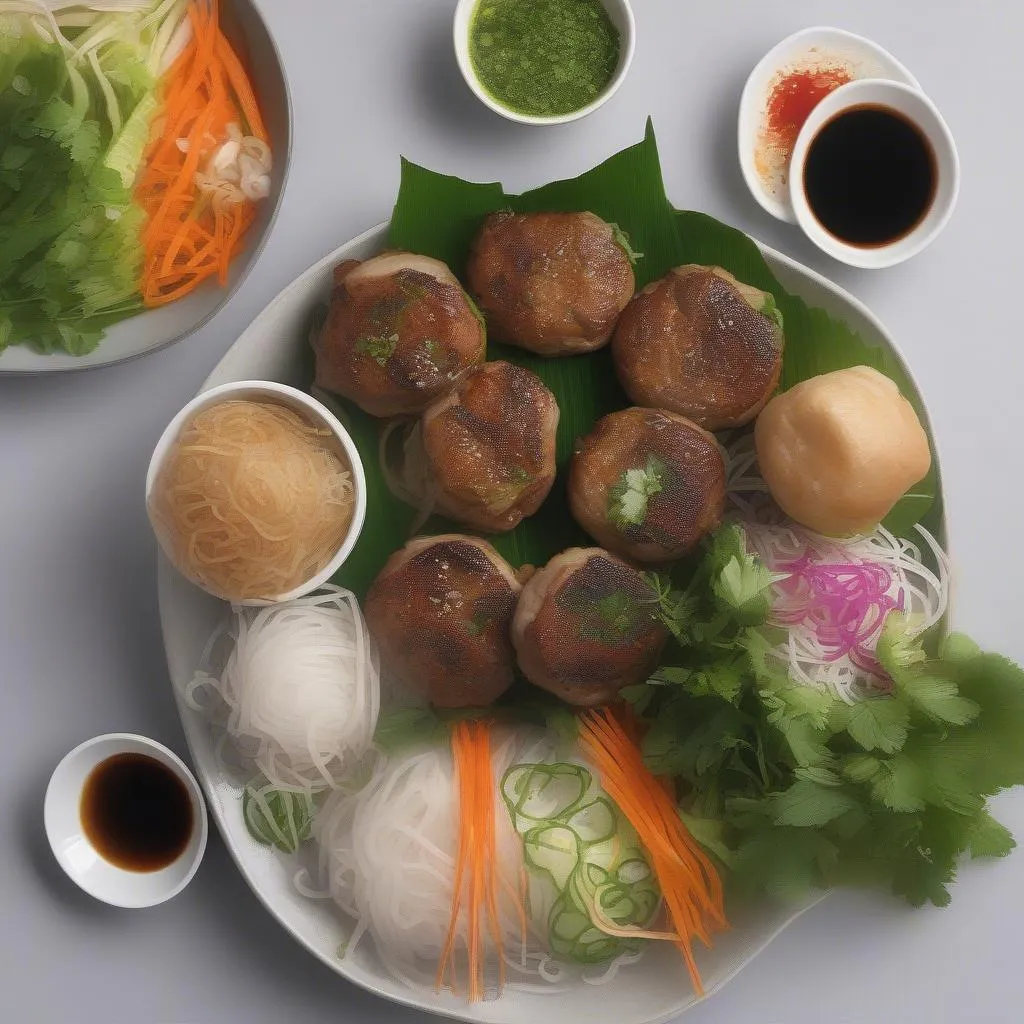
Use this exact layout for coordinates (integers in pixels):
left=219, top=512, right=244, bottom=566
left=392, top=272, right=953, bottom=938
left=2, top=1, right=1021, bottom=1021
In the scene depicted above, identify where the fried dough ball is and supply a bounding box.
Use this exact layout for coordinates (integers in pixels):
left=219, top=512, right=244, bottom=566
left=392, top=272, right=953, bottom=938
left=511, top=547, right=667, bottom=706
left=364, top=535, right=521, bottom=708
left=314, top=252, right=485, bottom=417
left=467, top=211, right=635, bottom=356
left=612, top=264, right=784, bottom=430
left=754, top=365, right=932, bottom=536
left=569, top=407, right=725, bottom=563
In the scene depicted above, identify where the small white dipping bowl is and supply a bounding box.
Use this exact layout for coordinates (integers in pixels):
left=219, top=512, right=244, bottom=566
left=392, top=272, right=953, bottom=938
left=789, top=78, right=960, bottom=269
left=453, top=0, right=635, bottom=126
left=44, top=733, right=208, bottom=909
left=738, top=26, right=921, bottom=224
left=145, top=380, right=367, bottom=606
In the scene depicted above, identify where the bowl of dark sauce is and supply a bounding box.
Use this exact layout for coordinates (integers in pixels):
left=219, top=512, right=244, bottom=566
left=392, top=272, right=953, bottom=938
left=789, top=79, right=959, bottom=268
left=44, top=734, right=208, bottom=908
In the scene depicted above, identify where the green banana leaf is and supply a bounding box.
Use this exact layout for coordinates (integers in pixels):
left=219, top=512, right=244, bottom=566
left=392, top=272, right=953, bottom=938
left=324, top=120, right=937, bottom=598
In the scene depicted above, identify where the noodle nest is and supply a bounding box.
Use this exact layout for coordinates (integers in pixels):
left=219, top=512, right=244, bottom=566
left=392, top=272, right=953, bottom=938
left=150, top=399, right=354, bottom=601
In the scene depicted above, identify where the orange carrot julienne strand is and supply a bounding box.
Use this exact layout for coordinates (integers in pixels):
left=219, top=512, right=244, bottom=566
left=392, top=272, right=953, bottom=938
left=435, top=720, right=515, bottom=1001
left=578, top=707, right=728, bottom=998
left=136, top=0, right=268, bottom=307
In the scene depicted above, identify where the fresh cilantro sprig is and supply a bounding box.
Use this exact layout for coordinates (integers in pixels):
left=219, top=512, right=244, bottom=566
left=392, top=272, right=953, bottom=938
left=627, top=526, right=1024, bottom=907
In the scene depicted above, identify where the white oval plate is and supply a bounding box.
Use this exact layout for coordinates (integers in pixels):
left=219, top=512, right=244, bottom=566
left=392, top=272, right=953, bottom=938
left=157, top=222, right=943, bottom=1024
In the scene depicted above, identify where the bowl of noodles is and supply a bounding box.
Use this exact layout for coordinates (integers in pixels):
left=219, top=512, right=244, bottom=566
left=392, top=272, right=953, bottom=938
left=146, top=380, right=365, bottom=605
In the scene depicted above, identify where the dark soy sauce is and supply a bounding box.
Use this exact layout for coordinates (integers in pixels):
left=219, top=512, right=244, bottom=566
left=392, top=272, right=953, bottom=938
left=803, top=104, right=937, bottom=247
left=80, top=753, right=193, bottom=872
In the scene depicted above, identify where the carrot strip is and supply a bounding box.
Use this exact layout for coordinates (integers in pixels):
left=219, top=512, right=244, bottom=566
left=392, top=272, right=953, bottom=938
left=215, top=31, right=267, bottom=141
left=434, top=720, right=516, bottom=1002
left=578, top=707, right=728, bottom=998
left=137, top=0, right=269, bottom=307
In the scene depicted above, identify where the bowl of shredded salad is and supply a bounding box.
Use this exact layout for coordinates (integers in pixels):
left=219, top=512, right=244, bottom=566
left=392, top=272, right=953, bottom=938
left=0, top=0, right=291, bottom=373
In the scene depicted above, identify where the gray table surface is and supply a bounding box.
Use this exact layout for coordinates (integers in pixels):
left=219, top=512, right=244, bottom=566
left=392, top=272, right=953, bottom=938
left=3, top=1, right=1022, bottom=1021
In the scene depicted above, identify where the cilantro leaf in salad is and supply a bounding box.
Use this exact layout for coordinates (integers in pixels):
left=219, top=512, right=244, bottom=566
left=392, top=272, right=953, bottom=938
left=626, top=526, right=1024, bottom=908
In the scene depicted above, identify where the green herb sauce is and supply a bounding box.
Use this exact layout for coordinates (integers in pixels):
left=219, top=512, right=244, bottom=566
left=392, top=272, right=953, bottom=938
left=469, top=0, right=620, bottom=118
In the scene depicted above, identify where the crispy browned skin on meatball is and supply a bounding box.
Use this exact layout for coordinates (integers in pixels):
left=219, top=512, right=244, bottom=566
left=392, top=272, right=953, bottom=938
left=420, top=361, right=559, bottom=533
left=314, top=252, right=486, bottom=417
left=569, top=407, right=725, bottom=564
left=467, top=211, right=635, bottom=356
left=612, top=265, right=784, bottom=430
left=511, top=548, right=667, bottom=706
left=364, top=535, right=521, bottom=708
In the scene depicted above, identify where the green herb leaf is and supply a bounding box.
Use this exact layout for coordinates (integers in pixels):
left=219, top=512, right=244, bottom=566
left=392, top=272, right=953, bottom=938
left=243, top=784, right=315, bottom=854
left=846, top=698, right=910, bottom=754
left=608, top=455, right=665, bottom=529
left=870, top=756, right=926, bottom=812
left=967, top=810, right=1016, bottom=859
left=772, top=780, right=859, bottom=827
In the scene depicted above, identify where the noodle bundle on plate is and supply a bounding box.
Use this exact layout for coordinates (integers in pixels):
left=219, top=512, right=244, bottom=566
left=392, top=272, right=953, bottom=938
left=149, top=399, right=355, bottom=602
left=314, top=727, right=661, bottom=997
left=187, top=587, right=380, bottom=794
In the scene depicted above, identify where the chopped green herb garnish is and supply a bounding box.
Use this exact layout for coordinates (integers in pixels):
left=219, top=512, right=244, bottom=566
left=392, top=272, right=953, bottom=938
left=610, top=222, right=644, bottom=265
left=355, top=332, right=399, bottom=366
left=760, top=292, right=785, bottom=332
left=608, top=455, right=666, bottom=530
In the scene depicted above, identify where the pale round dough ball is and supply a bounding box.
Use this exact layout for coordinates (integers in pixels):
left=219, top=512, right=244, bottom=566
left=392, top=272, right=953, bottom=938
left=754, top=365, right=931, bottom=536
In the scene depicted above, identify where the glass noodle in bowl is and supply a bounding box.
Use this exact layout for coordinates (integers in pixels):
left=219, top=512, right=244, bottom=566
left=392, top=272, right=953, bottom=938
left=146, top=381, right=366, bottom=605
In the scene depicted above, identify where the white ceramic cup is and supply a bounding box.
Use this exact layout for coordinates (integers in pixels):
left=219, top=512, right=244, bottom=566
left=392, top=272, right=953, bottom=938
left=145, top=380, right=367, bottom=606
left=453, top=0, right=635, bottom=126
left=789, top=79, right=960, bottom=269
left=44, top=733, right=209, bottom=909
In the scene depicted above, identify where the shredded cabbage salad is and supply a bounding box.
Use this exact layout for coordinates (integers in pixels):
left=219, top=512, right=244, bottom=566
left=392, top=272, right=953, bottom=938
left=0, top=0, right=269, bottom=355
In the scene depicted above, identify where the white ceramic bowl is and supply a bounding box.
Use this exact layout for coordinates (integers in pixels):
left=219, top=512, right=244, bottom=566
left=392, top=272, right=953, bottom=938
left=0, top=0, right=292, bottom=375
left=738, top=26, right=921, bottom=223
left=145, top=380, right=367, bottom=605
left=44, top=733, right=208, bottom=909
left=788, top=78, right=960, bottom=269
left=453, top=0, right=635, bottom=125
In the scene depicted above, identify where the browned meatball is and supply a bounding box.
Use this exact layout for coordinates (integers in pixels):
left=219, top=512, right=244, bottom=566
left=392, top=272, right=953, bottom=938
left=364, top=535, right=521, bottom=708
left=612, top=265, right=784, bottom=430
left=314, top=252, right=486, bottom=417
left=569, top=407, right=725, bottom=564
left=511, top=548, right=667, bottom=706
left=467, top=211, right=635, bottom=356
left=418, top=361, right=559, bottom=533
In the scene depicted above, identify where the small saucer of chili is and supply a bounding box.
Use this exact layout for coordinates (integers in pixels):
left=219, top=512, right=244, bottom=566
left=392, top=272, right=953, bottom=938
left=737, top=26, right=921, bottom=223
left=453, top=0, right=635, bottom=125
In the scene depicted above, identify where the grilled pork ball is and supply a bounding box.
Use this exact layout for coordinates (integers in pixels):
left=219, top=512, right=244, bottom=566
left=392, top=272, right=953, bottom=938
left=612, top=265, right=784, bottom=430
left=467, top=211, right=635, bottom=356
left=569, top=407, right=725, bottom=563
left=511, top=548, right=667, bottom=706
left=364, top=535, right=521, bottom=708
left=420, top=361, right=559, bottom=533
left=314, top=252, right=486, bottom=417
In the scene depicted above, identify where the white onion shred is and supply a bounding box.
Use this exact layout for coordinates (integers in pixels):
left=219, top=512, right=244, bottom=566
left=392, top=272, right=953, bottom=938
left=187, top=585, right=380, bottom=791
left=725, top=432, right=950, bottom=703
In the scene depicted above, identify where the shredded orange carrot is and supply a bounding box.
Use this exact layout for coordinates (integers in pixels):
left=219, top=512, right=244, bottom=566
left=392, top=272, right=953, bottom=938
left=578, top=707, right=728, bottom=997
left=136, top=0, right=269, bottom=307
left=435, top=720, right=517, bottom=1002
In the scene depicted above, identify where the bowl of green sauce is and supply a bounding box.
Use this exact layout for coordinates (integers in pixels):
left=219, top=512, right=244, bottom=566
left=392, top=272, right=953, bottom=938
left=454, top=0, right=635, bottom=125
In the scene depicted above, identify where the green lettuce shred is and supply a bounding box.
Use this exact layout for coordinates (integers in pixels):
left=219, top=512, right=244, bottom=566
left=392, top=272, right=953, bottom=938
left=628, top=527, right=1024, bottom=908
